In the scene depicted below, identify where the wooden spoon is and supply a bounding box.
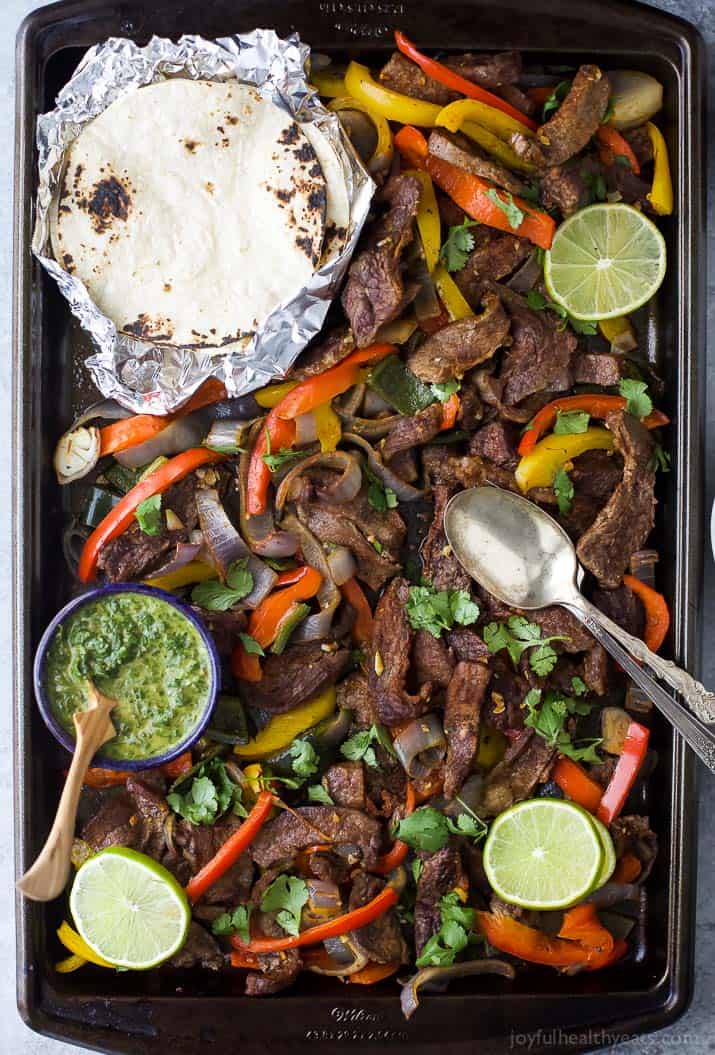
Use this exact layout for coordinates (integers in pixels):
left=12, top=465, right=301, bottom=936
left=17, top=682, right=117, bottom=901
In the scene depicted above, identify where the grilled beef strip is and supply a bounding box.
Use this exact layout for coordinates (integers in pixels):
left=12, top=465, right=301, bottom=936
left=428, top=128, right=527, bottom=197
left=251, top=806, right=383, bottom=870
left=337, top=670, right=377, bottom=728
left=414, top=844, right=468, bottom=955
left=454, top=228, right=533, bottom=310
left=420, top=483, right=473, bottom=592
left=245, top=912, right=303, bottom=996
left=291, top=326, right=355, bottom=380
left=573, top=353, right=629, bottom=387
left=369, top=576, right=432, bottom=726
left=242, top=642, right=350, bottom=714
left=349, top=871, right=409, bottom=964
left=510, top=64, right=610, bottom=168
left=576, top=411, right=656, bottom=587
left=480, top=728, right=557, bottom=817
left=442, top=49, right=522, bottom=90
left=407, top=293, right=511, bottom=383
left=539, top=156, right=604, bottom=218
left=322, top=762, right=366, bottom=809
left=169, top=922, right=224, bottom=970
left=444, top=660, right=490, bottom=799
left=493, top=287, right=578, bottom=406
left=412, top=628, right=455, bottom=690
left=342, top=172, right=421, bottom=346
left=610, top=816, right=658, bottom=883
left=382, top=402, right=444, bottom=461
left=593, top=584, right=645, bottom=639
left=379, top=51, right=459, bottom=105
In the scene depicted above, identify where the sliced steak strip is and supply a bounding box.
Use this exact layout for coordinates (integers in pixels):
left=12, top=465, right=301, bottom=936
left=468, top=420, right=519, bottom=467
left=369, top=576, right=431, bottom=726
left=623, top=125, right=655, bottom=166
left=322, top=762, right=366, bottom=809
left=574, top=352, right=628, bottom=387
left=412, top=628, right=455, bottom=690
left=382, top=402, right=443, bottom=461
left=407, top=293, right=510, bottom=383
left=539, top=157, right=604, bottom=218
left=510, top=64, right=610, bottom=168
left=291, top=326, right=355, bottom=380
left=576, top=411, right=656, bottom=587
left=246, top=913, right=303, bottom=996
left=421, top=484, right=472, bottom=592
left=337, top=670, right=376, bottom=728
left=593, top=584, right=645, bottom=639
left=428, top=128, right=526, bottom=197
left=251, top=806, right=383, bottom=869
left=496, top=289, right=577, bottom=405
left=243, top=642, right=350, bottom=714
left=379, top=51, right=458, bottom=106
left=446, top=627, right=492, bottom=664
left=610, top=815, right=658, bottom=883
left=444, top=661, right=490, bottom=799
left=349, top=871, right=409, bottom=964
left=297, top=496, right=403, bottom=591
left=443, top=50, right=521, bottom=90
left=169, top=922, right=223, bottom=970
left=414, top=845, right=467, bottom=954
left=454, top=229, right=532, bottom=310
left=342, top=173, right=420, bottom=346
left=480, top=728, right=556, bottom=816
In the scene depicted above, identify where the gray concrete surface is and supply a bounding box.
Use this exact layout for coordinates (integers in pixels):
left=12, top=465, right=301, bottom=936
left=1, top=0, right=712, bottom=1051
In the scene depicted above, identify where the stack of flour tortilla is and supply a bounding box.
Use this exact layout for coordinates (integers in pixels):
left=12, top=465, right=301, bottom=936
left=50, top=79, right=350, bottom=348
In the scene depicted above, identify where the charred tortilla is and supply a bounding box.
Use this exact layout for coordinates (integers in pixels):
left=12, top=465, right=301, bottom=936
left=50, top=79, right=327, bottom=348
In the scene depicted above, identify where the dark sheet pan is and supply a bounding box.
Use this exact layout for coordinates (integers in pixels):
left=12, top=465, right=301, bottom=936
left=12, top=1, right=706, bottom=1051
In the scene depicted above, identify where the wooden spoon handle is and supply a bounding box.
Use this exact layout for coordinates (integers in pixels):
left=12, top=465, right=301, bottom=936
left=17, top=700, right=115, bottom=902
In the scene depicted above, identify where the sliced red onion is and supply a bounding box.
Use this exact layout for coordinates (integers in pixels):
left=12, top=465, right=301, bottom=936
left=326, top=546, right=357, bottom=586
left=116, top=414, right=207, bottom=468
left=237, top=431, right=299, bottom=558
left=306, top=879, right=343, bottom=919
left=292, top=606, right=339, bottom=643
left=204, top=419, right=253, bottom=454
left=70, top=398, right=132, bottom=429
left=281, top=513, right=341, bottom=617
left=274, top=450, right=362, bottom=513
left=335, top=412, right=402, bottom=440
left=506, top=249, right=542, bottom=294
left=295, top=411, right=319, bottom=446
left=400, top=960, right=515, bottom=1020
left=195, top=487, right=276, bottom=606
left=337, top=383, right=366, bottom=418
left=362, top=388, right=393, bottom=417
left=145, top=542, right=204, bottom=580
left=412, top=253, right=441, bottom=324
left=343, top=432, right=425, bottom=501
left=307, top=937, right=369, bottom=977
left=393, top=712, right=447, bottom=779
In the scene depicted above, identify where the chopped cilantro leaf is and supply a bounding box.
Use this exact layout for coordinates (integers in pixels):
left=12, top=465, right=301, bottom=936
left=484, top=188, right=525, bottom=230
left=397, top=807, right=450, bottom=853
left=543, top=79, right=571, bottom=120
left=483, top=615, right=567, bottom=675
left=650, top=444, right=671, bottom=473
left=260, top=875, right=309, bottom=937
left=262, top=429, right=304, bottom=473
left=211, top=905, right=252, bottom=943
left=191, top=561, right=254, bottom=612
left=440, top=219, right=480, bottom=272
left=571, top=676, right=588, bottom=697
left=553, top=466, right=574, bottom=515
left=430, top=379, right=461, bottom=402
left=523, top=688, right=602, bottom=763
left=167, top=759, right=246, bottom=826
left=307, top=783, right=334, bottom=805
left=416, top=893, right=476, bottom=968
left=288, top=738, right=320, bottom=780
left=406, top=583, right=479, bottom=638
left=619, top=379, right=653, bottom=418
left=135, top=494, right=162, bottom=536
left=553, top=410, right=590, bottom=435
left=340, top=724, right=386, bottom=769
left=238, top=632, right=264, bottom=656
left=364, top=464, right=398, bottom=511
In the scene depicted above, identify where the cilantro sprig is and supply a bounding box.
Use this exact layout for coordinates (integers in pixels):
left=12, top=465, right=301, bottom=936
left=553, top=466, right=575, bottom=516
left=406, top=582, right=479, bottom=639
left=212, top=905, right=252, bottom=943
left=260, top=875, right=309, bottom=937
left=167, top=759, right=246, bottom=826
left=526, top=289, right=598, bottom=336
left=416, top=893, right=478, bottom=968
left=553, top=410, right=590, bottom=435
left=191, top=558, right=254, bottom=611
left=523, top=688, right=602, bottom=763
left=439, top=219, right=480, bottom=272
left=364, top=464, right=398, bottom=512
left=135, top=494, right=162, bottom=536
left=484, top=188, right=524, bottom=230
left=619, top=379, right=653, bottom=418
left=340, top=723, right=395, bottom=769
left=262, top=430, right=304, bottom=473
left=483, top=615, right=568, bottom=676
left=542, top=79, right=571, bottom=120
left=396, top=802, right=486, bottom=854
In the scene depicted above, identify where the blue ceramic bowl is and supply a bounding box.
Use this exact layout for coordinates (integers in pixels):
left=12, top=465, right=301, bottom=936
left=33, top=583, right=221, bottom=771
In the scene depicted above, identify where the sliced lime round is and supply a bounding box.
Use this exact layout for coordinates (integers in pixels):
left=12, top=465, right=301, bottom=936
left=543, top=203, right=666, bottom=320
left=483, top=798, right=604, bottom=910
left=69, top=846, right=190, bottom=969
left=590, top=814, right=617, bottom=889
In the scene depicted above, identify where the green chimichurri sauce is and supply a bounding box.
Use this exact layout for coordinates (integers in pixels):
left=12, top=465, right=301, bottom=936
left=45, top=593, right=212, bottom=761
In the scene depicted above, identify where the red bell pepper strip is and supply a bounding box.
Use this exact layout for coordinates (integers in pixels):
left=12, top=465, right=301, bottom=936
left=526, top=85, right=556, bottom=105
left=373, top=783, right=416, bottom=875
left=231, top=566, right=323, bottom=682
left=246, top=344, right=396, bottom=516
left=622, top=575, right=670, bottom=653
left=231, top=884, right=398, bottom=953
left=162, top=751, right=194, bottom=780
left=597, top=720, right=650, bottom=825
left=82, top=768, right=130, bottom=789
left=553, top=757, right=603, bottom=814
left=339, top=577, right=375, bottom=645
left=229, top=950, right=262, bottom=970
left=99, top=378, right=227, bottom=456
left=186, top=790, right=274, bottom=903
left=439, top=392, right=460, bottom=430
left=596, top=124, right=640, bottom=174
left=395, top=126, right=555, bottom=250
left=612, top=852, right=642, bottom=884
left=394, top=31, right=537, bottom=131
left=518, top=394, right=670, bottom=457
left=477, top=903, right=624, bottom=971
left=78, top=447, right=226, bottom=582
left=348, top=962, right=401, bottom=984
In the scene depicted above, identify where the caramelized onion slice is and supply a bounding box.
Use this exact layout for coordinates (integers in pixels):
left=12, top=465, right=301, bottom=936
left=400, top=959, right=515, bottom=1020
left=343, top=432, right=425, bottom=501
left=393, top=713, right=447, bottom=780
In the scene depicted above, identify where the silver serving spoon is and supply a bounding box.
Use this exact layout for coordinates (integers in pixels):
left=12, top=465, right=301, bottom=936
left=444, top=485, right=715, bottom=773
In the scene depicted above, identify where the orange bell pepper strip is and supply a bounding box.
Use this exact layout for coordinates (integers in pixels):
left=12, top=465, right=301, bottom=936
left=612, top=852, right=642, bottom=884
left=394, top=32, right=537, bottom=131
left=477, top=904, right=625, bottom=971
left=596, top=124, right=640, bottom=174
left=78, top=447, right=226, bottom=582
left=231, top=566, right=323, bottom=682
left=518, top=394, right=670, bottom=457
left=373, top=782, right=416, bottom=875
left=339, top=577, right=374, bottom=645
left=395, top=125, right=555, bottom=250
left=622, top=575, right=670, bottom=653
left=348, top=962, right=401, bottom=984
left=439, top=392, right=460, bottom=430
left=186, top=790, right=275, bottom=903
left=246, top=344, right=396, bottom=516
left=82, top=767, right=130, bottom=789
left=162, top=751, right=193, bottom=780
left=229, top=950, right=262, bottom=970
left=99, top=378, right=227, bottom=456
left=232, top=885, right=399, bottom=953
left=553, top=757, right=603, bottom=814
left=597, top=720, right=650, bottom=825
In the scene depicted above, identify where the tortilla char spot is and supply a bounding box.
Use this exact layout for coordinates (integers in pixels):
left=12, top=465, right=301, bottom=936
left=217, top=125, right=225, bottom=134
left=123, top=313, right=173, bottom=341
left=184, top=139, right=200, bottom=153
left=85, top=176, right=131, bottom=234
left=293, top=142, right=315, bottom=164
left=226, top=114, right=238, bottom=125
left=308, top=188, right=326, bottom=214
left=205, top=181, right=215, bottom=194
left=295, top=234, right=315, bottom=261
left=221, top=137, right=230, bottom=148
left=163, top=282, right=172, bottom=293
left=62, top=253, right=74, bottom=272
left=309, top=162, right=322, bottom=179
left=279, top=124, right=300, bottom=146
left=275, top=188, right=293, bottom=203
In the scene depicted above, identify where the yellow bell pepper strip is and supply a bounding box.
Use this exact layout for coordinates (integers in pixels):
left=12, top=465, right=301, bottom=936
left=375, top=316, right=418, bottom=345
left=597, top=720, right=650, bottom=825
left=394, top=32, right=537, bottom=131
left=436, top=97, right=537, bottom=149
left=255, top=380, right=298, bottom=409
left=144, top=560, right=216, bottom=592
left=234, top=687, right=337, bottom=760
left=645, top=122, right=673, bottom=216
left=517, top=394, right=669, bottom=458
left=328, top=96, right=394, bottom=178
left=395, top=125, right=556, bottom=250
left=514, top=428, right=614, bottom=493
left=57, top=922, right=113, bottom=968
left=433, top=264, right=475, bottom=321
left=55, top=953, right=88, bottom=974
left=598, top=315, right=636, bottom=348
left=310, top=68, right=346, bottom=98
left=409, top=170, right=441, bottom=272
left=314, top=402, right=342, bottom=452
left=344, top=61, right=442, bottom=127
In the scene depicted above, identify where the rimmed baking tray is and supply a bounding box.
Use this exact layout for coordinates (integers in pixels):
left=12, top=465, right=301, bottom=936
left=13, top=1, right=706, bottom=1051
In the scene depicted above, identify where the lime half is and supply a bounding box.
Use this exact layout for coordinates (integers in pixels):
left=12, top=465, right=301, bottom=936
left=544, top=203, right=666, bottom=320
left=483, top=798, right=604, bottom=910
left=590, top=815, right=617, bottom=889
left=70, top=847, right=190, bottom=969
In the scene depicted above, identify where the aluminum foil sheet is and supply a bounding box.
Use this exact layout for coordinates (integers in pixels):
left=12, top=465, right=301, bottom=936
left=32, top=30, right=374, bottom=413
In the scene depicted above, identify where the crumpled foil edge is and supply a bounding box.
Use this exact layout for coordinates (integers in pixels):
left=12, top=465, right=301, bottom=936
left=32, top=29, right=374, bottom=413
